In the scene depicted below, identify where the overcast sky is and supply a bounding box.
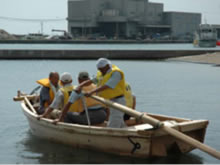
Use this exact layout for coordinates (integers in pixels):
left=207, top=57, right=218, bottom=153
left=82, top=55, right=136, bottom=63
left=0, top=0, right=220, bottom=35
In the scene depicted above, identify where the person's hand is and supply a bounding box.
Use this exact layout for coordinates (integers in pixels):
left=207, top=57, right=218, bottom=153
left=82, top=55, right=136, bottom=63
left=143, top=112, right=148, bottom=116
left=37, top=115, right=43, bottom=120
left=75, top=86, right=82, bottom=94
left=52, top=119, right=60, bottom=125
left=84, top=92, right=92, bottom=97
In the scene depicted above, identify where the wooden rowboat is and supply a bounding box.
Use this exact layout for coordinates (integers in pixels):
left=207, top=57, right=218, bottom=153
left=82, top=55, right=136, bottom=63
left=15, top=94, right=209, bottom=158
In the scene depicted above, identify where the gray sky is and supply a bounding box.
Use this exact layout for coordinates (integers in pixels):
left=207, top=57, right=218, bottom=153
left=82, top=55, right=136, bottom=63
left=0, top=0, right=220, bottom=35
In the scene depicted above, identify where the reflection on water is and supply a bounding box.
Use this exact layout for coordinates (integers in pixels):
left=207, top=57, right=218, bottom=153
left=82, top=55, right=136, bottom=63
left=17, top=131, right=203, bottom=164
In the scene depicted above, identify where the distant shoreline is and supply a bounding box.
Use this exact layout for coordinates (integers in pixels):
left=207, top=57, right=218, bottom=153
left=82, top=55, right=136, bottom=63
left=1, top=40, right=220, bottom=60
left=167, top=52, right=220, bottom=66
left=0, top=49, right=219, bottom=60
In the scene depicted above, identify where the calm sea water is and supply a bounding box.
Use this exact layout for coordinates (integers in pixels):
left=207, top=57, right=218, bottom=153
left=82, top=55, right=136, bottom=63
left=0, top=59, right=220, bottom=164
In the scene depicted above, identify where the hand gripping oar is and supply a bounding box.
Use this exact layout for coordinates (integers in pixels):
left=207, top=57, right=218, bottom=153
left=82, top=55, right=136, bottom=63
left=90, top=95, right=220, bottom=160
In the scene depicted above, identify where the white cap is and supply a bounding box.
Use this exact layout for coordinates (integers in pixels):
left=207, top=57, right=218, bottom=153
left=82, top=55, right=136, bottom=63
left=96, top=58, right=111, bottom=69
left=61, top=72, right=72, bottom=83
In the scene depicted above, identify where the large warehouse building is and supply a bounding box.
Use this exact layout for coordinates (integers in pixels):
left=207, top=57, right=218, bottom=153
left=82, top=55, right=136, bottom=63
left=67, top=0, right=201, bottom=40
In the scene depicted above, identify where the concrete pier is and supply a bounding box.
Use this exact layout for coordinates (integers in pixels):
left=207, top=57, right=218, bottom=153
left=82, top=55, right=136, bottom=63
left=0, top=49, right=219, bottom=60
left=0, top=39, right=191, bottom=44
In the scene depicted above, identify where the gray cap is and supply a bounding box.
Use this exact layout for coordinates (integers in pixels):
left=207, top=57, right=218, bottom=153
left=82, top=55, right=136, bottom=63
left=78, top=71, right=89, bottom=80
left=96, top=58, right=111, bottom=68
left=61, top=72, right=72, bottom=83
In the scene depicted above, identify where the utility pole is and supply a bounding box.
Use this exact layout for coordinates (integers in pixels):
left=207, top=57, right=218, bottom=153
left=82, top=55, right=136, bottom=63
left=144, top=0, right=148, bottom=36
left=40, top=21, right=44, bottom=34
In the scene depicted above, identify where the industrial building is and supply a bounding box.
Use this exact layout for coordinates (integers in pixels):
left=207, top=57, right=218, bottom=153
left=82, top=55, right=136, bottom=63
left=213, top=25, right=220, bottom=39
left=67, top=0, right=201, bottom=40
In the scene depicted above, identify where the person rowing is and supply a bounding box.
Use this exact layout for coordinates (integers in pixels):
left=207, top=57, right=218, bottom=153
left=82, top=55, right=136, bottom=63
left=53, top=71, right=107, bottom=125
left=79, top=58, right=127, bottom=128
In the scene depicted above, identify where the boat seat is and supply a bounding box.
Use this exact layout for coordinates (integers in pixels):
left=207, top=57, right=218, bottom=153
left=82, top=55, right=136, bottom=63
left=163, top=120, right=178, bottom=126
left=127, top=123, right=153, bottom=130
left=125, top=117, right=142, bottom=126
left=127, top=120, right=178, bottom=130
left=93, top=117, right=142, bottom=127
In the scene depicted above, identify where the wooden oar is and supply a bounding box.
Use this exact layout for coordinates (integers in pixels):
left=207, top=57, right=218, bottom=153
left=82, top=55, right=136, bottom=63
left=14, top=90, right=37, bottom=114
left=14, top=90, right=38, bottom=101
left=13, top=91, right=37, bottom=114
left=24, top=96, right=37, bottom=114
left=90, top=95, right=220, bottom=160
left=13, top=94, right=38, bottom=101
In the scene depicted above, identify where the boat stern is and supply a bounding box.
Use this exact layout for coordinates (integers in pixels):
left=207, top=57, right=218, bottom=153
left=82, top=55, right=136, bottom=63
left=150, top=120, right=209, bottom=157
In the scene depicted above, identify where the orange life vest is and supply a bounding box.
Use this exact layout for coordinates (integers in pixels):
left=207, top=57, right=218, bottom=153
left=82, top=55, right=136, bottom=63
left=36, top=78, right=58, bottom=107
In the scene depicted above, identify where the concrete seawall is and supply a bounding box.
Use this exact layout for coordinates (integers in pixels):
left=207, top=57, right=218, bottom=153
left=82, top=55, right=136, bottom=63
left=0, top=49, right=219, bottom=60
left=0, top=39, right=191, bottom=44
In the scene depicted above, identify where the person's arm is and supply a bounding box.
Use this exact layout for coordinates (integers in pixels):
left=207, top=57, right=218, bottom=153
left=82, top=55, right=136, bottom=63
left=37, top=107, right=54, bottom=119
left=54, top=102, right=72, bottom=123
left=105, top=107, right=110, bottom=121
left=38, top=90, right=63, bottom=119
left=75, top=79, right=93, bottom=93
left=85, top=85, right=110, bottom=97
left=85, top=72, right=121, bottom=97
left=53, top=91, right=81, bottom=124
left=40, top=87, right=50, bottom=107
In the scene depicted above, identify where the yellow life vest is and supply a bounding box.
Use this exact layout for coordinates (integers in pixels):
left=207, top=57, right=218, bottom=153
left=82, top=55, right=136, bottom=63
left=60, top=85, right=79, bottom=112
left=73, top=84, right=105, bottom=112
left=124, top=83, right=134, bottom=108
left=97, top=65, right=126, bottom=99
left=36, top=78, right=55, bottom=107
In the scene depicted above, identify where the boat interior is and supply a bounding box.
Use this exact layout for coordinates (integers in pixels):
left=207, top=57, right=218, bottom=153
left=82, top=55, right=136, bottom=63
left=18, top=94, right=196, bottom=129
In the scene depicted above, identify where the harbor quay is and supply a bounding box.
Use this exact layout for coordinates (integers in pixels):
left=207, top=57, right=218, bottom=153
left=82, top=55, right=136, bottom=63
left=0, top=49, right=219, bottom=60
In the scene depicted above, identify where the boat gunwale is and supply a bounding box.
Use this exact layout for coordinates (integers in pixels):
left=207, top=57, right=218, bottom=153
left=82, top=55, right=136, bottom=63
left=21, top=101, right=150, bottom=138
left=21, top=100, right=209, bottom=138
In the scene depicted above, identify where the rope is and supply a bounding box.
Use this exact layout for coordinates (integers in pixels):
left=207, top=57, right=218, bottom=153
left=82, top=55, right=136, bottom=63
left=81, top=96, right=91, bottom=126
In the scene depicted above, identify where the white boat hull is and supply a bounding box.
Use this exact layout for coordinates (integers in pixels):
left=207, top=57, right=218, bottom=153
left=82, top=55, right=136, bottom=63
left=21, top=101, right=209, bottom=158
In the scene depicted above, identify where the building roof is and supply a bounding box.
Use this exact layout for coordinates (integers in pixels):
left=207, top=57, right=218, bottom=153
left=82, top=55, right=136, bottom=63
left=164, top=11, right=201, bottom=15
